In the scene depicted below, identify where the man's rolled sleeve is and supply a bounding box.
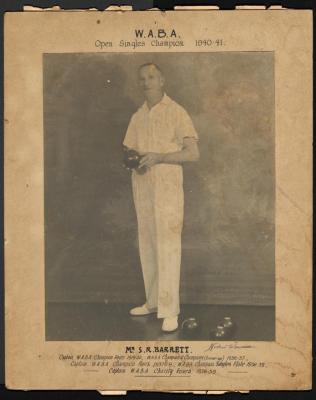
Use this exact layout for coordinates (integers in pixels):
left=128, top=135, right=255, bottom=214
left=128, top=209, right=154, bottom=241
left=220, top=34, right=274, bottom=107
left=175, top=106, right=198, bottom=145
left=123, top=114, right=137, bottom=149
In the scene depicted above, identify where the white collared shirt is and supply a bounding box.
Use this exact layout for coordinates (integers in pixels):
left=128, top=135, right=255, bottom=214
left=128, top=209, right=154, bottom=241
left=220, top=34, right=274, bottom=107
left=123, top=94, right=198, bottom=154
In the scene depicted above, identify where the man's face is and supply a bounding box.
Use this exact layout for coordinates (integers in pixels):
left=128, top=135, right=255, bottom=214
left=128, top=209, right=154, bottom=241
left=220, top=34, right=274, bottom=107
left=138, top=65, right=164, bottom=97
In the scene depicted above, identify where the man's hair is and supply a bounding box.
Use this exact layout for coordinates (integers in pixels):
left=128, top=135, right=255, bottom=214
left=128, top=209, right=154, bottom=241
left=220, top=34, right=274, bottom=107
left=138, top=62, right=163, bottom=76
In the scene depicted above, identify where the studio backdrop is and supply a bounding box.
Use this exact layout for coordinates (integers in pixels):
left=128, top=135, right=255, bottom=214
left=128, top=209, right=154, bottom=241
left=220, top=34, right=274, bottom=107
left=44, top=52, right=275, bottom=306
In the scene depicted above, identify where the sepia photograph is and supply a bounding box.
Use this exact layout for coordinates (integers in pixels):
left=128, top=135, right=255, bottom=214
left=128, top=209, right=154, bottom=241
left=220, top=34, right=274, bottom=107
left=44, top=52, right=275, bottom=341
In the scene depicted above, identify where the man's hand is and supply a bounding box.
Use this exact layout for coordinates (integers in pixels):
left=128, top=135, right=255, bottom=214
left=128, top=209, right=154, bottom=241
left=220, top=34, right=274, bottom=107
left=138, top=139, right=199, bottom=169
left=139, top=152, right=162, bottom=168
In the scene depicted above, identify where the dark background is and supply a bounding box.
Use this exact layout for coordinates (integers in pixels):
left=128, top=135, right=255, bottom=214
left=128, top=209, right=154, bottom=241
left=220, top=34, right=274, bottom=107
left=44, top=52, right=275, bottom=307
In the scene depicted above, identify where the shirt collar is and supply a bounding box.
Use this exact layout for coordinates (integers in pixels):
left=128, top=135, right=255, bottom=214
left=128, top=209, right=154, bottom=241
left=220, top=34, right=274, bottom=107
left=141, top=93, right=171, bottom=111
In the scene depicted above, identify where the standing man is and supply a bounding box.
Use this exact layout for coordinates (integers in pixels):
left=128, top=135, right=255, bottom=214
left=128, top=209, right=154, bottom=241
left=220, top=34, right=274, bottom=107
left=123, top=63, right=199, bottom=332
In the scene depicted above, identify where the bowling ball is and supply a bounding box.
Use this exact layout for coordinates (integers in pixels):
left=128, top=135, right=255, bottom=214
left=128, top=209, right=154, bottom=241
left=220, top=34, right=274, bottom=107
left=209, top=317, right=236, bottom=340
left=181, top=318, right=200, bottom=336
left=210, top=325, right=226, bottom=340
left=220, top=317, right=236, bottom=337
left=123, top=149, right=142, bottom=170
left=222, top=317, right=234, bottom=330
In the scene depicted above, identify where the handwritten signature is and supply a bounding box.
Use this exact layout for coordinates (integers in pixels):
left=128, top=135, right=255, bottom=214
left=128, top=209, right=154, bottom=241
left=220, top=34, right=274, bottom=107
left=204, top=343, right=255, bottom=352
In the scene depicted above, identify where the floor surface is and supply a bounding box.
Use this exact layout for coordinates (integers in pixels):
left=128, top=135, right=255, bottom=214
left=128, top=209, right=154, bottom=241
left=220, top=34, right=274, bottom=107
left=46, top=303, right=275, bottom=341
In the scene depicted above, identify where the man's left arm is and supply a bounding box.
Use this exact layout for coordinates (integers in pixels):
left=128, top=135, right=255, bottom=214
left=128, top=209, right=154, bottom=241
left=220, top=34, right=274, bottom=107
left=139, top=137, right=200, bottom=168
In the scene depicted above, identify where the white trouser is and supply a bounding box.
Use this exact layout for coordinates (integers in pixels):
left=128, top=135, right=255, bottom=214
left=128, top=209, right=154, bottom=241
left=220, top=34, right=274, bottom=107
left=132, top=164, right=184, bottom=318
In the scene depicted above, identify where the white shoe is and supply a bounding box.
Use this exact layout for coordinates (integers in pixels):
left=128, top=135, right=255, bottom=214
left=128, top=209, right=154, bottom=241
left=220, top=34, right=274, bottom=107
left=162, top=316, right=178, bottom=332
left=129, top=304, right=156, bottom=316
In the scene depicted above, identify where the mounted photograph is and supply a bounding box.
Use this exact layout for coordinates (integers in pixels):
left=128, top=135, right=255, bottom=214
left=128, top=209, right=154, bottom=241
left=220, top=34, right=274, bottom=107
left=44, top=51, right=275, bottom=341
left=4, top=9, right=311, bottom=391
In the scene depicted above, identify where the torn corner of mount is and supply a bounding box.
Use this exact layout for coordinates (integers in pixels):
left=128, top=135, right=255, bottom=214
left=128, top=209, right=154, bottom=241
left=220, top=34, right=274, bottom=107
left=22, top=5, right=288, bottom=12
left=22, top=5, right=134, bottom=11
left=98, top=391, right=127, bottom=395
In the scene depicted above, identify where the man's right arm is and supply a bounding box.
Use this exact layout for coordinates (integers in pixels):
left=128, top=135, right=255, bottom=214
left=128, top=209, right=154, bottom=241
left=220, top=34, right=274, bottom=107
left=139, top=138, right=199, bottom=168
left=123, top=114, right=137, bottom=150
